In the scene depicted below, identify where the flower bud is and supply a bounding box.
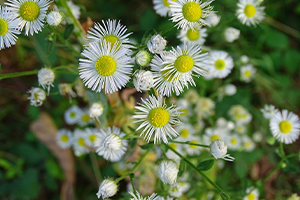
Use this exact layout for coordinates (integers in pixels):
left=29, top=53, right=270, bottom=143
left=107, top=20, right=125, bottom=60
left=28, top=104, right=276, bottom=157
left=96, top=179, right=118, bottom=199
left=224, top=27, right=240, bottom=43
left=147, top=34, right=167, bottom=54
left=47, top=11, right=64, bottom=26
left=158, top=160, right=179, bottom=185
left=210, top=139, right=234, bottom=161
left=38, top=68, right=55, bottom=94
left=133, top=70, right=154, bottom=92
left=89, top=102, right=104, bottom=118
left=135, top=50, right=151, bottom=67
left=27, top=87, right=46, bottom=107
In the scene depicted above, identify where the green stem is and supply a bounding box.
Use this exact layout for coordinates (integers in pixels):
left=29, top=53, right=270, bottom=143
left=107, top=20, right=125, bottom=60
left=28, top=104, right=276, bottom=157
left=279, top=142, right=285, bottom=157
left=160, top=24, right=175, bottom=35
left=165, top=144, right=230, bottom=199
left=115, top=147, right=152, bottom=183
left=0, top=70, right=39, bottom=80
left=129, top=174, right=138, bottom=196
left=263, top=159, right=283, bottom=183
left=89, top=153, right=102, bottom=185
left=172, top=141, right=210, bottom=148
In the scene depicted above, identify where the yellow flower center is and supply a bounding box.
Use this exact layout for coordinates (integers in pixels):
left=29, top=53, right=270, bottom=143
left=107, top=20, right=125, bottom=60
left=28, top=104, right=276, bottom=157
left=174, top=55, right=194, bottom=73
left=82, top=114, right=90, bottom=122
left=78, top=138, right=85, bottom=146
left=231, top=138, right=237, bottom=144
left=0, top=19, right=8, bottom=36
left=95, top=56, right=116, bottom=76
left=61, top=135, right=69, bottom=143
left=103, top=35, right=120, bottom=49
left=248, top=193, right=255, bottom=200
left=246, top=142, right=252, bottom=148
left=215, top=59, right=226, bottom=70
left=163, top=0, right=176, bottom=7
left=148, top=107, right=170, bottom=127
left=244, top=5, right=256, bottom=18
left=70, top=112, right=76, bottom=118
left=210, top=135, right=220, bottom=142
left=189, top=140, right=198, bottom=149
left=182, top=2, right=202, bottom=22
left=279, top=121, right=292, bottom=133
left=186, top=28, right=200, bottom=41
left=89, top=134, right=97, bottom=142
left=180, top=129, right=189, bottom=138
left=180, top=108, right=187, bottom=116
left=162, top=68, right=180, bottom=82
left=33, top=92, right=39, bottom=100
left=20, top=2, right=40, bottom=21
left=245, top=70, right=251, bottom=77
left=169, top=143, right=177, bottom=149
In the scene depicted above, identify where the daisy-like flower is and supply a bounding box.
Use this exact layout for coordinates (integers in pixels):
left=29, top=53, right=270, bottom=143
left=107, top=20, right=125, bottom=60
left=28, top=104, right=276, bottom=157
left=260, top=104, right=278, bottom=119
left=235, top=123, right=246, bottom=134
left=79, top=39, right=133, bottom=94
left=64, top=105, right=81, bottom=125
left=175, top=123, right=195, bottom=141
left=129, top=191, right=160, bottom=200
left=208, top=50, right=234, bottom=79
left=87, top=19, right=133, bottom=50
left=133, top=70, right=154, bottom=92
left=176, top=99, right=192, bottom=121
left=37, top=68, right=55, bottom=94
left=96, top=179, right=118, bottom=199
left=84, top=128, right=98, bottom=147
left=225, top=134, right=241, bottom=150
left=169, top=181, right=190, bottom=197
left=204, top=13, right=220, bottom=27
left=203, top=127, right=225, bottom=144
left=224, top=84, right=237, bottom=96
left=186, top=136, right=202, bottom=155
left=166, top=142, right=183, bottom=162
left=27, top=87, right=46, bottom=106
left=228, top=105, right=252, bottom=124
left=184, top=89, right=200, bottom=104
left=177, top=26, right=207, bottom=46
left=224, top=27, right=240, bottom=43
left=195, top=97, right=215, bottom=119
left=56, top=129, right=73, bottom=149
left=150, top=52, right=186, bottom=97
left=0, top=6, right=20, bottom=50
left=237, top=0, right=264, bottom=26
left=94, top=126, right=128, bottom=162
left=269, top=110, right=300, bottom=144
left=158, top=160, right=179, bottom=185
left=72, top=129, right=89, bottom=156
left=132, top=95, right=182, bottom=144
left=240, top=64, right=256, bottom=82
left=78, top=108, right=92, bottom=127
left=162, top=43, right=208, bottom=87
left=153, top=0, right=177, bottom=17
left=169, top=0, right=215, bottom=30
left=210, top=139, right=234, bottom=161
left=241, top=55, right=249, bottom=64
left=242, top=136, right=255, bottom=151
left=243, top=187, right=259, bottom=200
left=5, top=0, right=52, bottom=36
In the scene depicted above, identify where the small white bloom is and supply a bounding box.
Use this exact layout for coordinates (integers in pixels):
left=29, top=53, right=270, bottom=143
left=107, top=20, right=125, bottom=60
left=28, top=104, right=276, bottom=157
left=253, top=131, right=263, bottom=142
left=237, top=0, right=265, bottom=26
left=225, top=134, right=241, bottom=150
left=224, top=84, right=237, bottom=96
left=153, top=0, right=176, bottom=17
left=58, top=83, right=76, bottom=98
left=67, top=0, right=80, bottom=20
left=129, top=191, right=160, bottom=200
left=175, top=123, right=195, bottom=141
left=195, top=97, right=215, bottom=119
left=184, top=89, right=200, bottom=104
left=56, top=129, right=73, bottom=149
left=158, top=160, right=179, bottom=185
left=169, top=181, right=190, bottom=197
left=240, top=64, right=256, bottom=82
left=186, top=136, right=203, bottom=155
left=135, top=50, right=151, bottom=66
left=64, top=105, right=81, bottom=125
left=147, top=34, right=167, bottom=54
left=224, top=27, right=240, bottom=42
left=84, top=128, right=98, bottom=147
left=235, top=124, right=246, bottom=134
left=47, top=11, right=63, bottom=26
left=27, top=87, right=46, bottom=107
left=78, top=108, right=92, bottom=127
left=204, top=127, right=226, bottom=144
left=288, top=194, right=300, bottom=200
left=89, top=102, right=104, bottom=118
left=72, top=129, right=89, bottom=156
left=210, top=139, right=234, bottom=161
left=208, top=50, right=234, bottom=79
left=241, top=55, right=249, bottom=63
left=243, top=187, right=259, bottom=200
left=260, top=104, right=277, bottom=119
left=242, top=136, right=256, bottom=151
left=96, top=179, right=118, bottom=199
left=204, top=13, right=220, bottom=27
left=228, top=105, right=252, bottom=124
left=38, top=68, right=55, bottom=94
left=166, top=142, right=184, bottom=163
left=133, top=70, right=154, bottom=92
left=178, top=26, right=207, bottom=45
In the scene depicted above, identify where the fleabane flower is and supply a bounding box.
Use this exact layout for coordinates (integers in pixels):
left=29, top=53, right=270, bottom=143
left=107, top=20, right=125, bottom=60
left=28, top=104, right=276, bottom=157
left=133, top=70, right=154, bottom=92
left=79, top=39, right=133, bottom=94
left=129, top=191, right=160, bottom=200
left=204, top=13, right=220, bottom=27
left=208, top=50, right=234, bottom=79
left=78, top=108, right=92, bottom=127
left=72, top=129, right=89, bottom=156
left=195, top=97, right=215, bottom=119
left=186, top=136, right=202, bottom=155
left=0, top=6, right=20, bottom=50
left=237, top=0, right=265, bottom=26
left=224, top=27, right=240, bottom=42
left=177, top=26, right=207, bottom=45
left=153, top=0, right=177, bottom=17
left=204, top=127, right=225, bottom=144
left=175, top=123, right=195, bottom=141
left=64, top=105, right=81, bottom=125
left=27, top=87, right=46, bottom=106
left=210, top=139, right=234, bottom=161
left=224, top=84, right=237, bottom=96
left=242, top=136, right=255, bottom=151
left=228, top=105, right=252, bottom=124
left=56, top=129, right=73, bottom=149
left=87, top=19, right=133, bottom=50
left=169, top=0, right=215, bottom=30
left=243, top=187, right=259, bottom=200
left=46, top=11, right=64, bottom=26
left=132, top=95, right=182, bottom=144
left=269, top=110, right=300, bottom=144
left=240, top=64, right=256, bottom=82
left=67, top=0, right=80, bottom=19
left=225, top=134, right=241, bottom=150
left=84, top=128, right=98, bottom=147
left=94, top=126, right=128, bottom=162
left=89, top=102, right=104, bottom=119
left=96, top=179, right=118, bottom=199
left=158, top=160, right=179, bottom=185
left=37, top=68, right=55, bottom=94
left=147, top=34, right=167, bottom=54
left=260, top=104, right=277, bottom=119
left=5, top=0, right=52, bottom=36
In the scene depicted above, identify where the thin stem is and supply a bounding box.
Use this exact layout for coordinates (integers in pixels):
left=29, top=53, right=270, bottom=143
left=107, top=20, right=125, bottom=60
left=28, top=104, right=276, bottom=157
left=0, top=70, right=39, bottom=80
left=279, top=142, right=285, bottom=157
left=171, top=141, right=210, bottom=148
left=160, top=24, right=175, bottom=35
left=263, top=159, right=283, bottom=183
left=130, top=174, right=138, bottom=196
left=89, top=152, right=102, bottom=185
left=115, top=147, right=152, bottom=183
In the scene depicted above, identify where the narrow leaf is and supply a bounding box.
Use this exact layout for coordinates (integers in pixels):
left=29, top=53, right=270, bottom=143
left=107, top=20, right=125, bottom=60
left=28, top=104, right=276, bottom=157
left=63, top=24, right=74, bottom=39
left=178, top=159, right=186, bottom=177
left=197, top=159, right=215, bottom=171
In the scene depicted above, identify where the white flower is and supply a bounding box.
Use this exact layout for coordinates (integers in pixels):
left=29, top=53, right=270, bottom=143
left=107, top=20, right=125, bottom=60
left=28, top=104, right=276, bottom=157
left=56, top=129, right=73, bottom=149
left=186, top=136, right=202, bottom=155
left=177, top=26, right=207, bottom=45
left=184, top=89, right=200, bottom=104
left=0, top=6, right=20, bottom=50
left=175, top=123, right=195, bottom=141
left=132, top=95, right=181, bottom=144
left=228, top=105, right=252, bottom=124
left=135, top=50, right=151, bottom=67
left=46, top=11, right=63, bottom=26
left=210, top=139, right=234, bottom=161
left=204, top=127, right=225, bottom=144
left=96, top=179, right=118, bottom=199
left=260, top=104, right=278, bottom=119
left=89, top=102, right=104, bottom=118
left=169, top=181, right=190, bottom=197
left=288, top=194, right=300, bottom=200
left=235, top=123, right=246, bottom=134
left=72, top=129, right=89, bottom=156
left=64, top=105, right=81, bottom=125
left=269, top=110, right=300, bottom=144
left=253, top=131, right=262, bottom=142
left=129, top=191, right=160, bottom=200
left=237, top=0, right=265, bottom=26
left=242, top=136, right=256, bottom=151
left=78, top=108, right=92, bottom=127
left=153, top=0, right=177, bottom=17
left=95, top=126, right=128, bottom=162
left=241, top=55, right=249, bottom=63
left=38, top=68, right=55, bottom=94
left=195, top=97, right=215, bottom=119
left=208, top=50, right=234, bottom=78
left=84, top=128, right=98, bottom=147
left=147, top=34, right=167, bottom=54
left=58, top=83, right=76, bottom=98
left=225, top=134, right=241, bottom=150
left=169, top=0, right=215, bottom=30
left=79, top=39, right=133, bottom=94
left=224, top=84, right=237, bottom=96
left=204, top=13, right=220, bottom=27
left=243, top=187, right=259, bottom=200
left=67, top=0, right=80, bottom=19
left=133, top=70, right=154, bottom=92
left=166, top=142, right=183, bottom=163
left=224, top=27, right=240, bottom=42
left=27, top=87, right=46, bottom=107
left=5, top=0, right=52, bottom=36
left=158, top=160, right=179, bottom=185
left=240, top=64, right=256, bottom=82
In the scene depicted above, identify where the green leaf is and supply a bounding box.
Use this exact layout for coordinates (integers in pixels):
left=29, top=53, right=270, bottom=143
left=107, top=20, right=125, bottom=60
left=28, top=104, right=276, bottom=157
left=178, top=159, right=186, bottom=177
left=197, top=159, right=215, bottom=171
left=284, top=49, right=300, bottom=74
left=63, top=24, right=74, bottom=39
left=265, top=31, right=289, bottom=49
left=140, top=143, right=154, bottom=150
left=45, top=39, right=55, bottom=55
